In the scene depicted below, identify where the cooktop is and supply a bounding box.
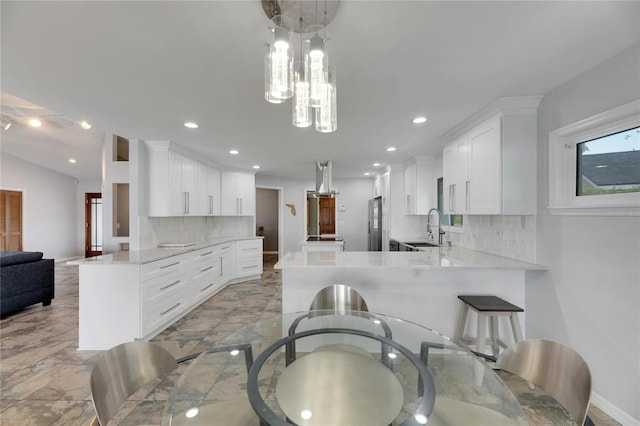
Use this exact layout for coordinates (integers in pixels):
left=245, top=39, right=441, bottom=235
left=306, top=236, right=344, bottom=242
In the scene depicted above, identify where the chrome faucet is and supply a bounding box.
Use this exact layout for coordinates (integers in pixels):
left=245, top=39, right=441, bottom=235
left=427, top=208, right=445, bottom=245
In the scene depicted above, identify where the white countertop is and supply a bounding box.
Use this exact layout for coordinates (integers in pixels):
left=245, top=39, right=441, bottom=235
left=275, top=246, right=545, bottom=270
left=68, top=236, right=262, bottom=265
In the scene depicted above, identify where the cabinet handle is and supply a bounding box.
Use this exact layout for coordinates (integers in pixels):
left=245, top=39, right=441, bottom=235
left=160, top=303, right=180, bottom=316
left=160, top=261, right=180, bottom=269
left=186, top=192, right=190, bottom=214
left=242, top=265, right=258, bottom=269
left=242, top=247, right=259, bottom=252
left=209, top=195, right=213, bottom=215
left=406, top=195, right=410, bottom=214
left=200, top=265, right=214, bottom=273
left=220, top=245, right=231, bottom=250
left=183, top=192, right=188, bottom=214
left=466, top=180, right=470, bottom=212
left=200, top=251, right=213, bottom=257
left=160, top=280, right=181, bottom=290
left=200, top=283, right=215, bottom=292
left=240, top=198, right=243, bottom=214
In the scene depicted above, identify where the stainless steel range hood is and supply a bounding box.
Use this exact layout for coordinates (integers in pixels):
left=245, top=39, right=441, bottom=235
left=312, top=161, right=339, bottom=197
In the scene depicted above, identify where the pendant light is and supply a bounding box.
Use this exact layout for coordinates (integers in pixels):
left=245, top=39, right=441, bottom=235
left=315, top=64, right=337, bottom=132
left=265, top=15, right=293, bottom=103
left=263, top=0, right=338, bottom=133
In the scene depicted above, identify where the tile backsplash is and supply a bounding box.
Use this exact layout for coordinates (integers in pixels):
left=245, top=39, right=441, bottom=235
left=446, top=215, right=535, bottom=263
left=138, top=216, right=254, bottom=250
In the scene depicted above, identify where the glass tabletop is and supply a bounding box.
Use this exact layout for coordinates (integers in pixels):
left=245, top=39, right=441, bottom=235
left=162, top=311, right=528, bottom=426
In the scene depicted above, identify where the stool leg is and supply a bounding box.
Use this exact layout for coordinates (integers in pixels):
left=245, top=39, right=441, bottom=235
left=475, top=313, right=487, bottom=386
left=509, top=312, right=524, bottom=342
left=490, top=316, right=499, bottom=357
left=454, top=302, right=469, bottom=344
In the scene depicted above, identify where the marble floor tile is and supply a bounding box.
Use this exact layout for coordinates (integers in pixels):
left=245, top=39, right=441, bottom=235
left=0, top=253, right=620, bottom=425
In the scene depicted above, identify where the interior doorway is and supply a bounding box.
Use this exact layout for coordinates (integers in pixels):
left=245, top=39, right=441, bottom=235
left=306, top=192, right=337, bottom=236
left=0, top=190, right=23, bottom=251
left=255, top=187, right=281, bottom=258
left=85, top=192, right=103, bottom=257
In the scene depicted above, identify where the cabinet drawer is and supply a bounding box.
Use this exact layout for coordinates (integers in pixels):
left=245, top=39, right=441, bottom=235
left=141, top=253, right=190, bottom=282
left=142, top=294, right=190, bottom=337
left=142, top=269, right=190, bottom=308
left=236, top=256, right=263, bottom=277
left=236, top=239, right=262, bottom=258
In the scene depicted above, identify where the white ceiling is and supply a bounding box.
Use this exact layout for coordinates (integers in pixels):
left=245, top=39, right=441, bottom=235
left=1, top=1, right=639, bottom=180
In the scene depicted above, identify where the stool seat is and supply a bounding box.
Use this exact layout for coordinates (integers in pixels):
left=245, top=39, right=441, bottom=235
left=457, top=295, right=523, bottom=313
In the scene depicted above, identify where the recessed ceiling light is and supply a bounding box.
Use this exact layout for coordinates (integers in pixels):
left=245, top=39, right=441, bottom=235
left=69, top=158, right=77, bottom=164
left=253, top=165, right=260, bottom=169
left=386, top=147, right=396, bottom=152
left=80, top=121, right=92, bottom=130
left=184, top=122, right=199, bottom=129
left=373, top=162, right=381, bottom=167
left=29, top=118, right=42, bottom=128
left=412, top=116, right=427, bottom=124
left=229, top=149, right=239, bottom=155
left=364, top=172, right=371, bottom=176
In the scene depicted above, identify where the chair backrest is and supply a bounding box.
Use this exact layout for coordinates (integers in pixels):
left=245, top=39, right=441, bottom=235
left=308, top=284, right=369, bottom=314
left=496, top=339, right=591, bottom=426
left=89, top=341, right=178, bottom=425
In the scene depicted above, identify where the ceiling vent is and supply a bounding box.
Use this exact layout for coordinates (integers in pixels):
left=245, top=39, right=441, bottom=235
left=314, top=161, right=338, bottom=197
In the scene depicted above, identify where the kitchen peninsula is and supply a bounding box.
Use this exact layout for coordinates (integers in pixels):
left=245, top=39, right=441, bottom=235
left=74, top=237, right=263, bottom=350
left=275, top=247, right=545, bottom=342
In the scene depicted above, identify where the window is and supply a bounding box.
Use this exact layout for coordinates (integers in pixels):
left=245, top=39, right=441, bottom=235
left=576, top=126, right=640, bottom=197
left=437, top=178, right=463, bottom=227
left=548, top=100, right=640, bottom=216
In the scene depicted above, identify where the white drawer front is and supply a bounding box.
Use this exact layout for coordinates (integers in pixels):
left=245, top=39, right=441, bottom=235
left=142, top=269, right=190, bottom=308
left=236, top=239, right=262, bottom=258
left=142, top=294, right=189, bottom=336
left=236, top=256, right=263, bottom=277
left=141, top=253, right=190, bottom=282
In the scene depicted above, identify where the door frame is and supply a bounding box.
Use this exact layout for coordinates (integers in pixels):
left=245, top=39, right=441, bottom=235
left=85, top=192, right=103, bottom=257
left=0, top=188, right=25, bottom=251
left=255, top=185, right=283, bottom=259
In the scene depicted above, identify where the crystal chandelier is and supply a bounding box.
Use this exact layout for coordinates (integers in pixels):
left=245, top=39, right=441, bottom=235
left=263, top=0, right=338, bottom=133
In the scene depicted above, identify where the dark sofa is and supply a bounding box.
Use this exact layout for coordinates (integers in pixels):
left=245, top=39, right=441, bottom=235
left=0, top=251, right=54, bottom=317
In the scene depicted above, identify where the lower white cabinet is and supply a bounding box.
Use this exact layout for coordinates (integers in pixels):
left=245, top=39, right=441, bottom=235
left=235, top=239, right=263, bottom=278
left=78, top=238, right=263, bottom=350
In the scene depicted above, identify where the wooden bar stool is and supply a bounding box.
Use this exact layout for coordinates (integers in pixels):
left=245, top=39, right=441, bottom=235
left=454, top=295, right=524, bottom=358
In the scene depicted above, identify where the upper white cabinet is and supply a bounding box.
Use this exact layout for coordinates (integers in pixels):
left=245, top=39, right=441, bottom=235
left=196, top=164, right=220, bottom=216
left=405, top=157, right=437, bottom=215
left=442, top=97, right=540, bottom=215
left=221, top=172, right=256, bottom=216
left=148, top=143, right=198, bottom=217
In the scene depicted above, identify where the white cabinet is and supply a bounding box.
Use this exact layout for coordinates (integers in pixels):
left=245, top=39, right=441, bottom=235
left=219, top=242, right=234, bottom=284
left=221, top=172, right=256, bottom=216
left=404, top=157, right=436, bottom=215
left=190, top=246, right=223, bottom=304
left=442, top=100, right=538, bottom=215
left=235, top=239, right=263, bottom=278
left=443, top=135, right=470, bottom=214
left=196, top=164, right=220, bottom=215
left=147, top=143, right=197, bottom=217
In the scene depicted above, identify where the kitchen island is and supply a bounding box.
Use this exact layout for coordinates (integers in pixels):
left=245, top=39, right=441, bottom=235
left=275, top=247, right=544, bottom=343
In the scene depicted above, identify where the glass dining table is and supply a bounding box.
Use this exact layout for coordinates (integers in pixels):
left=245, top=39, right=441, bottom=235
left=162, top=310, right=529, bottom=426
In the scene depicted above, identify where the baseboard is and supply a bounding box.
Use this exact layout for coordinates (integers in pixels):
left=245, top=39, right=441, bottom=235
left=591, top=392, right=639, bottom=426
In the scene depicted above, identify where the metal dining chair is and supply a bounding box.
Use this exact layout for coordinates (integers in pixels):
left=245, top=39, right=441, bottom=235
left=496, top=339, right=594, bottom=426
left=286, top=284, right=394, bottom=369
left=89, top=341, right=180, bottom=426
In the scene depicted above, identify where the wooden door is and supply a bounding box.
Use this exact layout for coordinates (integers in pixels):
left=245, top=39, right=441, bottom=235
left=318, top=197, right=336, bottom=235
left=0, top=190, right=23, bottom=251
left=85, top=193, right=103, bottom=257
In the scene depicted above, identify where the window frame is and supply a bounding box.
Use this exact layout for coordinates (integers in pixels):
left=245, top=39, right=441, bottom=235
left=548, top=100, right=640, bottom=216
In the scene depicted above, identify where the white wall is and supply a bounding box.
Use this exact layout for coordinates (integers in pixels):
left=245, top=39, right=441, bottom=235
left=532, top=43, right=640, bottom=424
left=256, top=175, right=373, bottom=253
left=0, top=153, right=79, bottom=259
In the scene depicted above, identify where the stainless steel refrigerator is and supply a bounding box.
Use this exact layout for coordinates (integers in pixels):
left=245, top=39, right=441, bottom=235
left=368, top=196, right=382, bottom=251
